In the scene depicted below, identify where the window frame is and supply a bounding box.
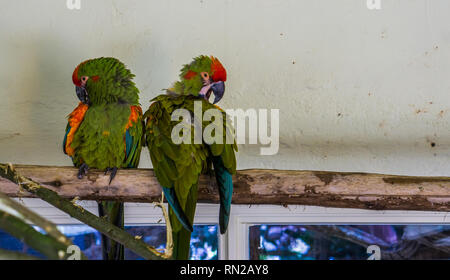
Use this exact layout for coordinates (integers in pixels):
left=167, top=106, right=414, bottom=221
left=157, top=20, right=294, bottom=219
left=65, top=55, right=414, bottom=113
left=227, top=205, right=450, bottom=259
left=13, top=198, right=227, bottom=260
left=12, top=198, right=450, bottom=260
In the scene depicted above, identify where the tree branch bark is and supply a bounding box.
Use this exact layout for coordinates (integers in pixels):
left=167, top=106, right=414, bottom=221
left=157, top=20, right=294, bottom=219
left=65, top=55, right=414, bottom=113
left=0, top=191, right=74, bottom=248
left=0, top=163, right=167, bottom=260
left=0, top=209, right=71, bottom=260
left=1, top=164, right=448, bottom=211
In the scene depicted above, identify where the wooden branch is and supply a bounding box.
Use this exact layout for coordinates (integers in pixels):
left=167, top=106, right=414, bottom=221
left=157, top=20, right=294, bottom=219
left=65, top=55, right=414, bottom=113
left=0, top=186, right=85, bottom=259
left=0, top=209, right=71, bottom=260
left=0, top=164, right=449, bottom=211
left=0, top=163, right=164, bottom=260
left=0, top=191, right=74, bottom=249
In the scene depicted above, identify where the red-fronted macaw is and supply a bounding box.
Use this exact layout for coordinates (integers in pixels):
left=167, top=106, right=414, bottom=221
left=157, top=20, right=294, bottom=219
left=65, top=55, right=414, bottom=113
left=145, top=55, right=237, bottom=259
left=63, top=57, right=144, bottom=260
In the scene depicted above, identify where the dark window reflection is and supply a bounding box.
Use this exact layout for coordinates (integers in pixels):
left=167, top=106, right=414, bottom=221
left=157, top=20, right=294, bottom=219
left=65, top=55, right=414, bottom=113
left=0, top=224, right=218, bottom=260
left=249, top=225, right=450, bottom=260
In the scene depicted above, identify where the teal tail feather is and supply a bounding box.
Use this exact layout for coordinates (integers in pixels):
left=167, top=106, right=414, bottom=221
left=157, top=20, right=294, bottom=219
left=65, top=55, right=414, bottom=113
left=162, top=187, right=193, bottom=232
left=211, top=156, right=233, bottom=234
left=98, top=201, right=124, bottom=260
left=168, top=183, right=198, bottom=260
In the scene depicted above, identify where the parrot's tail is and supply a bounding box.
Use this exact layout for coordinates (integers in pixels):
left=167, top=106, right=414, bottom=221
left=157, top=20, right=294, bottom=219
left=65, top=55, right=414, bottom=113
left=211, top=156, right=233, bottom=234
left=171, top=217, right=193, bottom=260
left=168, top=183, right=198, bottom=260
left=98, top=201, right=124, bottom=260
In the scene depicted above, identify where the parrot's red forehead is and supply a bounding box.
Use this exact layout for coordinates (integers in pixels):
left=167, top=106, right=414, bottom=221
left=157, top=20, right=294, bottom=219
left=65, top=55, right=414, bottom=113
left=72, top=60, right=89, bottom=86
left=211, top=56, right=227, bottom=82
left=72, top=66, right=81, bottom=86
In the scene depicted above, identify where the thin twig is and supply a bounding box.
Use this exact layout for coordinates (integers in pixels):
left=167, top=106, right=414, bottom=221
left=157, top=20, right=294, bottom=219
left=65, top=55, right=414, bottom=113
left=153, top=192, right=173, bottom=259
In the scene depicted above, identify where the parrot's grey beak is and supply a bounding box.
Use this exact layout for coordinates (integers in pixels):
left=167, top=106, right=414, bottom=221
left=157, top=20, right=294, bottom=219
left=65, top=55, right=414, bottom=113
left=210, top=81, right=225, bottom=104
left=76, top=86, right=89, bottom=104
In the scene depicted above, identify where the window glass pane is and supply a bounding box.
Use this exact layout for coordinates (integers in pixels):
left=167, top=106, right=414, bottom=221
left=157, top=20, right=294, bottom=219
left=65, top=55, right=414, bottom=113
left=249, top=225, right=450, bottom=260
left=0, top=224, right=218, bottom=260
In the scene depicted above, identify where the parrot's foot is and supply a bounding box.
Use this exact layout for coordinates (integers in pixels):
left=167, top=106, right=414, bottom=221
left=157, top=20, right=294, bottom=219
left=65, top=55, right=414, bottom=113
left=104, top=167, right=118, bottom=185
left=77, top=163, right=89, bottom=179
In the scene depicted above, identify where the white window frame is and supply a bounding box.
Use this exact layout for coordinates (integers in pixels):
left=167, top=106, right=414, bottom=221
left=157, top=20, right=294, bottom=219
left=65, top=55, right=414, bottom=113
left=227, top=205, right=450, bottom=259
left=12, top=198, right=450, bottom=260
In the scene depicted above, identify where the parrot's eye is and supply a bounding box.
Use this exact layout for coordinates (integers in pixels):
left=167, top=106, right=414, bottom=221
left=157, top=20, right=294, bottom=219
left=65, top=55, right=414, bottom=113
left=81, top=76, right=88, bottom=82
left=201, top=72, right=209, bottom=80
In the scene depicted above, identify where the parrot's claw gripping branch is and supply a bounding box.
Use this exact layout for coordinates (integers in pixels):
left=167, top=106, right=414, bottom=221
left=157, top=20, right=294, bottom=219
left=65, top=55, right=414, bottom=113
left=77, top=163, right=89, bottom=179
left=104, top=167, right=118, bottom=185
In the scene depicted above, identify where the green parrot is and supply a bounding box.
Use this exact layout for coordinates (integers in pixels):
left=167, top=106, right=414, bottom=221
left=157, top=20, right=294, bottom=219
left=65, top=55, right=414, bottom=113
left=63, top=57, right=144, bottom=260
left=144, top=55, right=237, bottom=259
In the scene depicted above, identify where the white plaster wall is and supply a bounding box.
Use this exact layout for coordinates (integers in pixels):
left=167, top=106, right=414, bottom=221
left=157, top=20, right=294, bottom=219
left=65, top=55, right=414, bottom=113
left=1, top=0, right=450, bottom=176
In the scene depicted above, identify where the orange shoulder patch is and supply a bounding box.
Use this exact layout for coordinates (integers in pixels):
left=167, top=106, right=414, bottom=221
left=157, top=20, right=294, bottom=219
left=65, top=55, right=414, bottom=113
left=65, top=102, right=88, bottom=156
left=125, top=105, right=143, bottom=131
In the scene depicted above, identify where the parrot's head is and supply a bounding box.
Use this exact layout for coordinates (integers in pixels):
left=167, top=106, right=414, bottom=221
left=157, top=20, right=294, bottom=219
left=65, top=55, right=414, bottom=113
left=175, top=55, right=227, bottom=104
left=72, top=57, right=139, bottom=105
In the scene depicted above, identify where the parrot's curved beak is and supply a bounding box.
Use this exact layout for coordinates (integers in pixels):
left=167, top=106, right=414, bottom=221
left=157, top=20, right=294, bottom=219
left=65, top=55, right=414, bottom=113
left=76, top=86, right=89, bottom=105
left=210, top=81, right=225, bottom=104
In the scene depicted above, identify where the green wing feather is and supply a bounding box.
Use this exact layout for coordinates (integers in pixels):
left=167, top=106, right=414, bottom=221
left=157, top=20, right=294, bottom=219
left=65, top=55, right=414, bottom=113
left=145, top=94, right=236, bottom=259
left=145, top=95, right=208, bottom=229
